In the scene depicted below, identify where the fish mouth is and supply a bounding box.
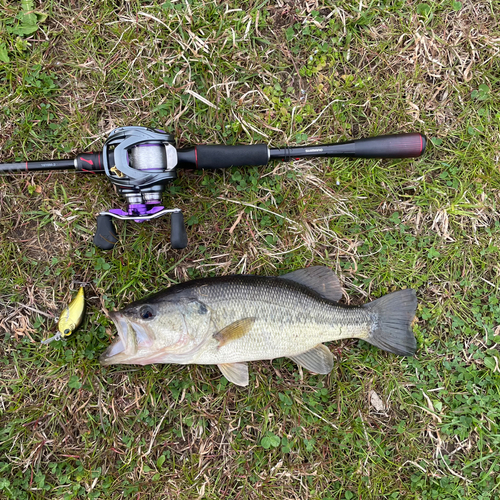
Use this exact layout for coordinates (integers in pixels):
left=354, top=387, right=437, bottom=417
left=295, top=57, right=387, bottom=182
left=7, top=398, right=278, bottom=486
left=100, top=312, right=129, bottom=365
left=100, top=311, right=153, bottom=366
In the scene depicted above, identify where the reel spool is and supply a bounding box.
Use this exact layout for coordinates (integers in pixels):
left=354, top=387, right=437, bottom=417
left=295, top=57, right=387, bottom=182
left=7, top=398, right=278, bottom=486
left=93, top=126, right=188, bottom=250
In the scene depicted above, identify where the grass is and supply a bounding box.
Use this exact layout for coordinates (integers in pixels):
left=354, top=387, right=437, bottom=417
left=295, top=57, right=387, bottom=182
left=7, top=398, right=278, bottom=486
left=1, top=0, right=500, bottom=498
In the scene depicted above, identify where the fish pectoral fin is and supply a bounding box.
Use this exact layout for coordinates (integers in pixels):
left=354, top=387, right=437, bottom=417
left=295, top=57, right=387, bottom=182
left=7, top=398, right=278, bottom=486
left=289, top=344, right=334, bottom=374
left=213, top=317, right=255, bottom=348
left=279, top=266, right=343, bottom=302
left=218, top=363, right=249, bottom=387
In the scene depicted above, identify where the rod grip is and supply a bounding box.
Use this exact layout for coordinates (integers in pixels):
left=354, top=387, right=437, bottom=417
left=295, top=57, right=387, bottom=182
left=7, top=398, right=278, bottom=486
left=354, top=133, right=426, bottom=158
left=195, top=144, right=269, bottom=169
left=76, top=152, right=106, bottom=172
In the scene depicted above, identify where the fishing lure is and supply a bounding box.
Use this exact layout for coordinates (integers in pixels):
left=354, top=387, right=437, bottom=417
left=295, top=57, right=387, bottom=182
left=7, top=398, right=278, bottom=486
left=42, top=287, right=85, bottom=344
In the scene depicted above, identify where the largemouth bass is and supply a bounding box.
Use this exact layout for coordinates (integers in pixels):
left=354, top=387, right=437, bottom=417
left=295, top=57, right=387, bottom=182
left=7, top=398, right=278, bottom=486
left=100, top=267, right=417, bottom=386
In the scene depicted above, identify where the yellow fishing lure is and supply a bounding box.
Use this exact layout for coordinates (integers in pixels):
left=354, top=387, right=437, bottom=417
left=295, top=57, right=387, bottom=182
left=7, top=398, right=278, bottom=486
left=42, top=287, right=85, bottom=344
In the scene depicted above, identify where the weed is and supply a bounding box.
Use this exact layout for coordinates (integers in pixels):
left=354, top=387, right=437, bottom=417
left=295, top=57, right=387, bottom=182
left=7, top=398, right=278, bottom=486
left=1, top=0, right=500, bottom=499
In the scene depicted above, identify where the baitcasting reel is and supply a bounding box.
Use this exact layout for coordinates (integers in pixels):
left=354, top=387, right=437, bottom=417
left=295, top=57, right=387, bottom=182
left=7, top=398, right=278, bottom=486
left=80, top=127, right=185, bottom=250
left=0, top=126, right=427, bottom=250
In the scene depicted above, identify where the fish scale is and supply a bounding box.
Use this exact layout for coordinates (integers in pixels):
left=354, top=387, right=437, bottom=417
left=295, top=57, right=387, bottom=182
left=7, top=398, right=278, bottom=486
left=186, top=277, right=373, bottom=365
left=100, top=268, right=418, bottom=386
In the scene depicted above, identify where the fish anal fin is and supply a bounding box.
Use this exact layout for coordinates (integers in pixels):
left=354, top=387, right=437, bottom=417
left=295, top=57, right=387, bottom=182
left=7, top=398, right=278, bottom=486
left=289, top=344, right=334, bottom=374
left=213, top=317, right=255, bottom=348
left=280, top=266, right=343, bottom=302
left=218, top=362, right=249, bottom=386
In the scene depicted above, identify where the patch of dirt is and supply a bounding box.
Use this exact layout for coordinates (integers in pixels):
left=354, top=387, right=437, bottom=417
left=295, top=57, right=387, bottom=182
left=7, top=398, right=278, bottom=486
left=270, top=4, right=299, bottom=30
left=6, top=220, right=71, bottom=261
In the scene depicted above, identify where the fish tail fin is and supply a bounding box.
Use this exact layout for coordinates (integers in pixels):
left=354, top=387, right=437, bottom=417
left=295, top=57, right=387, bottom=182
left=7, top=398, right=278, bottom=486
left=363, top=289, right=417, bottom=356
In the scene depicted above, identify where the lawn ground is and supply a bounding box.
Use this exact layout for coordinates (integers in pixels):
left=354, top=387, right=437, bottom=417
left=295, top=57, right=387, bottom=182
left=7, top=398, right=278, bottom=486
left=1, top=1, right=500, bottom=499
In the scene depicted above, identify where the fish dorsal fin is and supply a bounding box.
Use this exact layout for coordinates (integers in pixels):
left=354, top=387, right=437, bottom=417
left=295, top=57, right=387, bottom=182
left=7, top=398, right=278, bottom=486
left=214, top=317, right=255, bottom=348
left=218, top=362, right=249, bottom=386
left=280, top=266, right=343, bottom=302
left=289, top=344, right=334, bottom=374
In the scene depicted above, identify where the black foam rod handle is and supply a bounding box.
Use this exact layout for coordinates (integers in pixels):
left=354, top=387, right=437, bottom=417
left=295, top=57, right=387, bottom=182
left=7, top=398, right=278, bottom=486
left=195, top=144, right=269, bottom=169
left=171, top=211, right=188, bottom=249
left=93, top=215, right=118, bottom=250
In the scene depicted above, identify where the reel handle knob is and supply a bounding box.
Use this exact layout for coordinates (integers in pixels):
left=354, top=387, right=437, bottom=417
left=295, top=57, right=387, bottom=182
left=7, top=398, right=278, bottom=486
left=94, top=215, right=119, bottom=250
left=170, top=211, right=188, bottom=249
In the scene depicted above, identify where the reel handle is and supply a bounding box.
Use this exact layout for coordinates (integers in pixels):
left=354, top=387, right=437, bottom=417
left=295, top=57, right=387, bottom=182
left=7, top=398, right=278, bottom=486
left=93, top=215, right=119, bottom=250
left=170, top=211, right=188, bottom=249
left=93, top=210, right=187, bottom=250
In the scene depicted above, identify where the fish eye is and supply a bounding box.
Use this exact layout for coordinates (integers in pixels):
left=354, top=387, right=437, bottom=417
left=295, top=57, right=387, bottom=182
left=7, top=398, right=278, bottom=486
left=139, top=305, right=155, bottom=320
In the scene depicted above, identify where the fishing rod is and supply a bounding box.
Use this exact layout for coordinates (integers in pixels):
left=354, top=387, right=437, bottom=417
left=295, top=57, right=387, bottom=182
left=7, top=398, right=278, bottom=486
left=0, top=126, right=426, bottom=250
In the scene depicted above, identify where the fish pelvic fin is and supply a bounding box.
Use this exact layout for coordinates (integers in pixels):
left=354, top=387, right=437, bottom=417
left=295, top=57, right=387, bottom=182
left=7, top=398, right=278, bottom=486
left=363, top=289, right=417, bottom=356
left=289, top=344, right=334, bottom=374
left=218, top=362, right=249, bottom=386
left=213, top=317, right=255, bottom=348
